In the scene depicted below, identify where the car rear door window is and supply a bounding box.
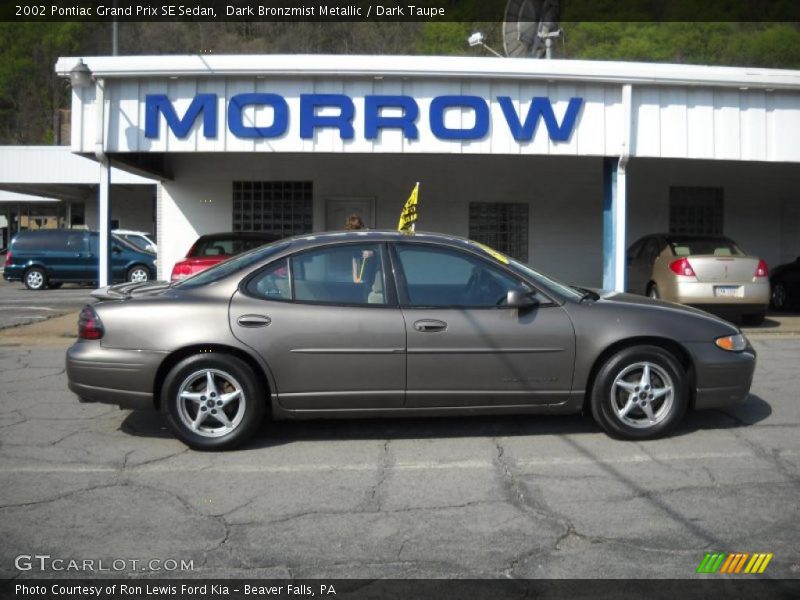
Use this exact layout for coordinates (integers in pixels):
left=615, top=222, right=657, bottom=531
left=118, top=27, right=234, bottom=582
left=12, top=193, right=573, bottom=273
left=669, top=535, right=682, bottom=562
left=395, top=244, right=521, bottom=307
left=291, top=244, right=385, bottom=306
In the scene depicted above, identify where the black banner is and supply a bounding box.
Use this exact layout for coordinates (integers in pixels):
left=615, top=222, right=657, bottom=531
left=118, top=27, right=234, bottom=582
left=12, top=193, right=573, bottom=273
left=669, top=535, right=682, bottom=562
left=1, top=0, right=800, bottom=23
left=2, top=579, right=800, bottom=600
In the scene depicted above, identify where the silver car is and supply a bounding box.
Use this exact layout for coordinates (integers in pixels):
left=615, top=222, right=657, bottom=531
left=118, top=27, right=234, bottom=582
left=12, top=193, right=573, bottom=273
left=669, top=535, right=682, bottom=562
left=67, top=231, right=756, bottom=450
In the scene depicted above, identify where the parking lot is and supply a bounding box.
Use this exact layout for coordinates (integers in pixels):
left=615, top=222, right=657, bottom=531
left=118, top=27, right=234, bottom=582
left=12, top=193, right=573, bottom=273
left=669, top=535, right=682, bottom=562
left=0, top=278, right=94, bottom=330
left=0, top=295, right=799, bottom=580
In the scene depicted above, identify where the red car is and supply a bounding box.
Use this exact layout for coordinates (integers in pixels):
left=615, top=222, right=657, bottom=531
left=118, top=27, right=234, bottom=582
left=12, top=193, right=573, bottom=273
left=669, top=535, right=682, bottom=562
left=171, top=232, right=280, bottom=281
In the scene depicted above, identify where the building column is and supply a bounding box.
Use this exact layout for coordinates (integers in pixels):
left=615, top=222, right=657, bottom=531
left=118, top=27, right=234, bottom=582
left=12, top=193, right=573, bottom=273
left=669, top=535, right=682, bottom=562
left=98, top=162, right=111, bottom=286
left=602, top=157, right=627, bottom=292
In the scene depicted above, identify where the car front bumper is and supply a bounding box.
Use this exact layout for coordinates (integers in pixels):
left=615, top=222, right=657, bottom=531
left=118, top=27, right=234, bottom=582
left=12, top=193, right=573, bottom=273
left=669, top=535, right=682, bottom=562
left=66, top=341, right=165, bottom=410
left=684, top=341, right=757, bottom=410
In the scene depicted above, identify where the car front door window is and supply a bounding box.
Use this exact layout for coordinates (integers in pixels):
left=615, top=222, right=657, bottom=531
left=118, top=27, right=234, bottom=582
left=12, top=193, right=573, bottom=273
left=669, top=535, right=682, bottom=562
left=395, top=244, right=520, bottom=307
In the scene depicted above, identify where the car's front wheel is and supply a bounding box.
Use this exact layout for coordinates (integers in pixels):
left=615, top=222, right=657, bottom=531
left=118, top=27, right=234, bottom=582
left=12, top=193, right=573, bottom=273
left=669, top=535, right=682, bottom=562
left=162, top=354, right=266, bottom=450
left=590, top=345, right=688, bottom=440
left=24, top=267, right=47, bottom=290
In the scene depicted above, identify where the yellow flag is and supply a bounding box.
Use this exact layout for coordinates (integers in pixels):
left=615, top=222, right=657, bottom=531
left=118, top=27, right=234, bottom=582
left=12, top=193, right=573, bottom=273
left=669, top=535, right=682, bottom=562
left=397, top=182, right=419, bottom=232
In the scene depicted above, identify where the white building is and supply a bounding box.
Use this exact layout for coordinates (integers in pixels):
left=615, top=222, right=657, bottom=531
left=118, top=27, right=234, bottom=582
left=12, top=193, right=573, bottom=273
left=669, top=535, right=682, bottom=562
left=51, top=54, right=800, bottom=287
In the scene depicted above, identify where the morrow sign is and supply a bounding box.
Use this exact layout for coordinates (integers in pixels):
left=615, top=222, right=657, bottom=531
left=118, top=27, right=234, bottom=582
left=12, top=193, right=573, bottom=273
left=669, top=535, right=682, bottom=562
left=144, top=94, right=584, bottom=142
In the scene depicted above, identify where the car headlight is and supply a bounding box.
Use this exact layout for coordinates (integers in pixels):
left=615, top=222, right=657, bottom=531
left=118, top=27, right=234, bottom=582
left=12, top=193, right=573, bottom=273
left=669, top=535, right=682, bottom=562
left=715, top=333, right=748, bottom=352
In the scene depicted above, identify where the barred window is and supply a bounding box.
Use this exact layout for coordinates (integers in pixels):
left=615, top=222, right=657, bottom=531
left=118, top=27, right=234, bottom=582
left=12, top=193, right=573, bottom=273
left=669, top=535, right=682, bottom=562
left=468, top=202, right=529, bottom=262
left=233, top=181, right=313, bottom=236
left=669, top=187, right=724, bottom=235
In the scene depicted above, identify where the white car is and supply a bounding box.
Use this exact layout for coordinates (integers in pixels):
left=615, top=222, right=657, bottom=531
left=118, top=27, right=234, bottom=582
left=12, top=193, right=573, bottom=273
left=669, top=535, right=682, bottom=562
left=113, top=229, right=157, bottom=253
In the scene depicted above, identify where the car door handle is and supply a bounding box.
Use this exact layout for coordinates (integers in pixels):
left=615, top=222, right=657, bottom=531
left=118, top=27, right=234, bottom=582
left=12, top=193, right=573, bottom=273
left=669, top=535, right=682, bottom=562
left=236, top=315, right=271, bottom=328
left=413, top=319, right=447, bottom=333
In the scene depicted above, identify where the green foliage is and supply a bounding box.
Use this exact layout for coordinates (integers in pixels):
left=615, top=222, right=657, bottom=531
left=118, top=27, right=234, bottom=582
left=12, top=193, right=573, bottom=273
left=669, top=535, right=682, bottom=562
left=563, top=22, right=800, bottom=69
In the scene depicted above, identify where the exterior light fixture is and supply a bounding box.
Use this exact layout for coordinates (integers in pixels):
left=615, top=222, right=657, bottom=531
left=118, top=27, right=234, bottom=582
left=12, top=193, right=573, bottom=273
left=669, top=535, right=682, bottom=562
left=69, top=59, right=93, bottom=88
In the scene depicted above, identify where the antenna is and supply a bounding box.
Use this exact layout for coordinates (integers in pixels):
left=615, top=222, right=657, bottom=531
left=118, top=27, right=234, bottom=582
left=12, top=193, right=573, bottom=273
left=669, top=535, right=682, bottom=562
left=502, top=0, right=562, bottom=59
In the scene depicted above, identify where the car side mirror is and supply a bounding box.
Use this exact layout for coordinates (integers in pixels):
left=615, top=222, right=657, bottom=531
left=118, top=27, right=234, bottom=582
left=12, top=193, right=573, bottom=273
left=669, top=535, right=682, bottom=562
left=112, top=246, right=122, bottom=254
left=507, top=287, right=540, bottom=309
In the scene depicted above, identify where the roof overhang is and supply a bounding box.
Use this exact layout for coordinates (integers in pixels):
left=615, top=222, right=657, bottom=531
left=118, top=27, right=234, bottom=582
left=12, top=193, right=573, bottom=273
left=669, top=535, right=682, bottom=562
left=55, top=54, right=800, bottom=91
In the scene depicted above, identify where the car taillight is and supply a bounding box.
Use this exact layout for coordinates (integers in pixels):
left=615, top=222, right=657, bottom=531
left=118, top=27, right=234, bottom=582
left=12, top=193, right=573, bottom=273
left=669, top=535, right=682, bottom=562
left=754, top=259, right=768, bottom=278
left=669, top=257, right=696, bottom=277
left=171, top=262, right=193, bottom=281
left=78, top=305, right=104, bottom=340
left=4, top=252, right=10, bottom=267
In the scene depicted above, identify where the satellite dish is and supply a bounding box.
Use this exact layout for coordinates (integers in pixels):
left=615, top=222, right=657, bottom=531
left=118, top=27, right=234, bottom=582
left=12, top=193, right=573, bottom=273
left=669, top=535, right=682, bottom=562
left=503, top=0, right=561, bottom=58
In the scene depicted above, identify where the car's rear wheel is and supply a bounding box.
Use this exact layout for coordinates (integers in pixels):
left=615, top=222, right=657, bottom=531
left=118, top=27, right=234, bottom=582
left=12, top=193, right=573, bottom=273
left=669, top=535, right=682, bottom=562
left=590, top=345, right=688, bottom=440
left=162, top=354, right=266, bottom=450
left=127, top=265, right=150, bottom=283
left=771, top=282, right=787, bottom=311
left=24, top=267, right=47, bottom=290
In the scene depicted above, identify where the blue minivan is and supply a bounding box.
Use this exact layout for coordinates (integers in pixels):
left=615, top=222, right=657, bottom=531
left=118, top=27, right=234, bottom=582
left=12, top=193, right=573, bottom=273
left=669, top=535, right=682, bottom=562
left=3, top=230, right=157, bottom=290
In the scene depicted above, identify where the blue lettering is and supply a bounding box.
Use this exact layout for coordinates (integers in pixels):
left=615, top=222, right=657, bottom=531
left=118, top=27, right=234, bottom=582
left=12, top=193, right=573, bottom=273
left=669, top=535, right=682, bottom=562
left=364, top=95, right=419, bottom=140
left=498, top=96, right=583, bottom=142
left=145, top=94, right=217, bottom=139
left=228, top=93, right=288, bottom=138
left=429, top=96, right=489, bottom=140
left=300, top=94, right=355, bottom=140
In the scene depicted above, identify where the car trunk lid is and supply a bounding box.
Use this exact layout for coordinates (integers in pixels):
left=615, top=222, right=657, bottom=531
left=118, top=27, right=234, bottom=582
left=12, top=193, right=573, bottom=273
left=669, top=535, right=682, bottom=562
left=685, top=256, right=759, bottom=283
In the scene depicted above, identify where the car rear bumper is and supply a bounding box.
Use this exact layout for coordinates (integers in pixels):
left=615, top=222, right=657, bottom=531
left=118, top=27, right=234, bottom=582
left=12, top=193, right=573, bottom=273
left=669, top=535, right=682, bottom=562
left=684, top=341, right=756, bottom=410
left=66, top=341, right=164, bottom=410
left=666, top=280, right=770, bottom=308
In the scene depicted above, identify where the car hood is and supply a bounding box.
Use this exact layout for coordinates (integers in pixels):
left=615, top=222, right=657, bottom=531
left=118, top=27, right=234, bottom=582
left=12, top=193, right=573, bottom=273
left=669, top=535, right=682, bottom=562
left=594, top=289, right=737, bottom=326
left=91, top=280, right=174, bottom=301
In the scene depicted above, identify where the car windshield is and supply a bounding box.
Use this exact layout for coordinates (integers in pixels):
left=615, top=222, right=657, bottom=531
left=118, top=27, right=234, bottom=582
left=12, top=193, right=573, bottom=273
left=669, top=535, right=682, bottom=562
left=119, top=234, right=153, bottom=251
left=668, top=237, right=745, bottom=257
left=466, top=240, right=584, bottom=301
left=189, top=236, right=274, bottom=257
left=174, top=240, right=292, bottom=289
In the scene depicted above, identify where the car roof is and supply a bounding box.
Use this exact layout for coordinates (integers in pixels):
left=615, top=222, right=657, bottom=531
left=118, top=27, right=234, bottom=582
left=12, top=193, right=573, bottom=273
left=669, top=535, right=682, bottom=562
left=113, top=229, right=151, bottom=236
left=279, top=229, right=488, bottom=253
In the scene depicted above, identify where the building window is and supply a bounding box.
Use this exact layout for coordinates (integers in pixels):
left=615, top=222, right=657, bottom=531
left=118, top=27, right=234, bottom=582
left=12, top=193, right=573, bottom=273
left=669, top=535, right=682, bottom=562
left=232, top=181, right=313, bottom=236
left=669, top=187, right=723, bottom=235
left=468, top=202, right=529, bottom=261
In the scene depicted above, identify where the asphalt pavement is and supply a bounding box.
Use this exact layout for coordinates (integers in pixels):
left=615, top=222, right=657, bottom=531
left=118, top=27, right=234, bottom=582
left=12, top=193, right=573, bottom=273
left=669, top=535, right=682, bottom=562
left=0, top=278, right=94, bottom=330
left=0, top=335, right=798, bottom=580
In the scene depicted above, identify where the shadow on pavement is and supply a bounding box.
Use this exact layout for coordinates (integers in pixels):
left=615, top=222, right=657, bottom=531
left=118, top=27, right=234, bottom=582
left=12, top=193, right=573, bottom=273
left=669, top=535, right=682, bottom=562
left=118, top=393, right=771, bottom=449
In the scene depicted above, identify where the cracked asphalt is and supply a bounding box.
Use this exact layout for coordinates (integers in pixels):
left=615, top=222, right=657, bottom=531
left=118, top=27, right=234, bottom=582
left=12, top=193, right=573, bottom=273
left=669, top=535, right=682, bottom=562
left=0, top=335, right=799, bottom=580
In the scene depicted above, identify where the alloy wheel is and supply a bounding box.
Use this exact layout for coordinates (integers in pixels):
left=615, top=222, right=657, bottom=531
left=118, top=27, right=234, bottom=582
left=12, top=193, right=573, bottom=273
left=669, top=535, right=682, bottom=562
left=610, top=361, right=674, bottom=429
left=176, top=369, right=246, bottom=438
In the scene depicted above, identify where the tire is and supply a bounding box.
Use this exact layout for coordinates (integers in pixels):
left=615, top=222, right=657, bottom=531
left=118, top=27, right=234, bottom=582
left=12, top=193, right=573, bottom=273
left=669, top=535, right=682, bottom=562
left=24, top=267, right=47, bottom=291
left=590, top=345, right=688, bottom=440
left=161, top=353, right=266, bottom=450
left=770, top=282, right=787, bottom=311
left=742, top=311, right=766, bottom=326
left=126, top=265, right=150, bottom=283
left=647, top=284, right=660, bottom=300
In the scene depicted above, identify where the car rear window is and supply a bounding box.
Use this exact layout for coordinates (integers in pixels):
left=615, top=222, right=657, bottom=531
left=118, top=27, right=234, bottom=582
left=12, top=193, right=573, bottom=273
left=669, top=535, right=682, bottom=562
left=668, top=238, right=745, bottom=257
left=175, top=240, right=292, bottom=289
left=189, top=236, right=275, bottom=257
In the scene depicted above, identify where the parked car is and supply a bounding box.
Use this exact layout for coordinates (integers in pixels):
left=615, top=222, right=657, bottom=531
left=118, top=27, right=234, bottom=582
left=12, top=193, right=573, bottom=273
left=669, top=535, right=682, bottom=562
left=770, top=256, right=800, bottom=310
left=67, top=230, right=755, bottom=450
left=113, top=229, right=157, bottom=253
left=3, top=229, right=157, bottom=290
left=171, top=232, right=280, bottom=281
left=626, top=234, right=770, bottom=324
